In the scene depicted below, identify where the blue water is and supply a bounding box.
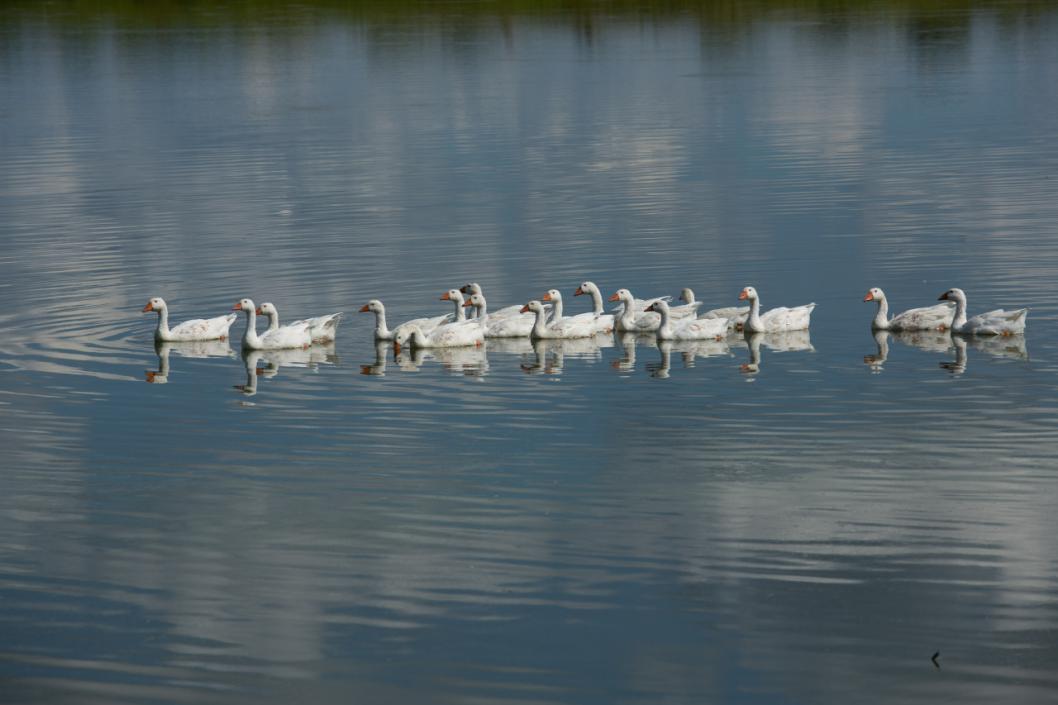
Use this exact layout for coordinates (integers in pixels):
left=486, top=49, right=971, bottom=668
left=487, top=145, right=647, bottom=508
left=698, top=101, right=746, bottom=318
left=2, top=3, right=1058, bottom=703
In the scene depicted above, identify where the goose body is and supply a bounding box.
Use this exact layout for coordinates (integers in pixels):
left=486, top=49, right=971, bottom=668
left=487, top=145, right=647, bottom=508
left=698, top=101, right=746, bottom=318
left=646, top=300, right=728, bottom=341
left=233, top=299, right=311, bottom=350
left=609, top=289, right=684, bottom=332
left=939, top=288, right=1027, bottom=336
left=360, top=299, right=451, bottom=341
left=573, top=281, right=615, bottom=333
left=257, top=302, right=343, bottom=342
left=394, top=318, right=484, bottom=351
left=863, top=288, right=954, bottom=331
left=460, top=283, right=550, bottom=323
left=142, top=297, right=236, bottom=342
left=541, top=289, right=598, bottom=339
left=738, top=286, right=815, bottom=333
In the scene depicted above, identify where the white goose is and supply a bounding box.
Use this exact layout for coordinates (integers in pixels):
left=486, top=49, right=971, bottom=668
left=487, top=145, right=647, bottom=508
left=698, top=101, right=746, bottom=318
left=694, top=287, right=751, bottom=330
left=440, top=289, right=468, bottom=323
left=257, top=302, right=343, bottom=342
left=393, top=302, right=485, bottom=351
left=863, top=288, right=954, bottom=331
left=666, top=288, right=703, bottom=319
left=471, top=293, right=534, bottom=338
left=541, top=289, right=598, bottom=339
left=646, top=300, right=728, bottom=341
left=233, top=299, right=311, bottom=350
left=573, top=281, right=615, bottom=333
left=607, top=289, right=682, bottom=331
left=359, top=299, right=450, bottom=341
left=938, top=288, right=1027, bottom=336
left=738, top=286, right=815, bottom=333
left=460, top=283, right=549, bottom=322
left=142, top=297, right=236, bottom=342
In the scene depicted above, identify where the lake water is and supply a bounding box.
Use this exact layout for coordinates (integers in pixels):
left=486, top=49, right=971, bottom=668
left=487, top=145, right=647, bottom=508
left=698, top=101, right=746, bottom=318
left=2, top=2, right=1058, bottom=703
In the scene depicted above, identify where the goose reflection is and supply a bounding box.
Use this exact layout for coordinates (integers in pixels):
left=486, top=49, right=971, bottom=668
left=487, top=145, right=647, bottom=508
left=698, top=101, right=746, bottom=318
left=645, top=338, right=734, bottom=379
left=146, top=339, right=234, bottom=383
left=864, top=329, right=952, bottom=373
left=941, top=334, right=1028, bottom=376
left=388, top=344, right=488, bottom=376
left=737, top=330, right=814, bottom=375
left=360, top=341, right=391, bottom=376
left=612, top=332, right=658, bottom=373
left=235, top=344, right=338, bottom=395
left=520, top=335, right=611, bottom=375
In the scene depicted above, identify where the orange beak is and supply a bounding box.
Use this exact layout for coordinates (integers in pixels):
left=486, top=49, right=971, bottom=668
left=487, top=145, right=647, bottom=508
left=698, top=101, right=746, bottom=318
left=142, top=302, right=153, bottom=312
left=231, top=302, right=242, bottom=311
left=542, top=292, right=553, bottom=302
left=738, top=290, right=748, bottom=300
left=520, top=304, right=530, bottom=313
left=463, top=300, right=474, bottom=308
left=574, top=286, right=584, bottom=296
left=393, top=341, right=401, bottom=354
left=440, top=292, right=451, bottom=301
left=938, top=292, right=949, bottom=301
left=863, top=292, right=874, bottom=302
left=359, top=304, right=371, bottom=312
left=608, top=293, right=620, bottom=302
left=254, top=307, right=262, bottom=315
left=459, top=285, right=469, bottom=294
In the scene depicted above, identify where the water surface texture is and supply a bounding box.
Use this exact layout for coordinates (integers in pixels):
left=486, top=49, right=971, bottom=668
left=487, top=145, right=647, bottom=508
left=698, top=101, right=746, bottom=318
left=2, top=2, right=1058, bottom=703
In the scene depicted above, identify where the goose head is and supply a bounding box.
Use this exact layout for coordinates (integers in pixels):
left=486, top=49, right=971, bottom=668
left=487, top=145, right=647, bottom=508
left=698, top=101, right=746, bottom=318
left=142, top=297, right=167, bottom=313
left=359, top=299, right=384, bottom=314
left=520, top=300, right=546, bottom=315
left=464, top=293, right=485, bottom=311
left=738, top=286, right=758, bottom=301
left=256, top=302, right=278, bottom=317
left=460, top=282, right=482, bottom=296
left=646, top=300, right=670, bottom=314
left=574, top=281, right=597, bottom=297
left=542, top=289, right=562, bottom=304
left=393, top=326, right=419, bottom=353
left=938, top=288, right=966, bottom=303
left=232, top=298, right=255, bottom=313
left=864, top=287, right=885, bottom=303
left=679, top=288, right=695, bottom=303
left=608, top=288, right=633, bottom=304
left=441, top=289, right=464, bottom=304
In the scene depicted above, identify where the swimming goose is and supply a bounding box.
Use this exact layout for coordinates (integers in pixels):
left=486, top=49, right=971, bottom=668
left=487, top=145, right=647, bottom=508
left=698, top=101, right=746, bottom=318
left=142, top=297, right=236, bottom=342
left=359, top=299, right=450, bottom=341
left=938, top=288, right=1027, bottom=336
left=863, top=288, right=954, bottom=331
left=257, top=302, right=343, bottom=342
left=233, top=299, right=311, bottom=350
left=646, top=300, right=728, bottom=341
left=738, top=286, right=815, bottom=333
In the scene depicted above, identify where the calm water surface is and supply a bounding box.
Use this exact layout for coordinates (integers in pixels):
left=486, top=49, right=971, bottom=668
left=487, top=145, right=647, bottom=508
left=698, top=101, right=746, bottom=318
left=2, top=2, right=1058, bottom=703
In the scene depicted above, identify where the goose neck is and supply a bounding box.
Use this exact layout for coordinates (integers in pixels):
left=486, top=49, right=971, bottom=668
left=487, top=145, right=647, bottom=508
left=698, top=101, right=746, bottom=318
left=241, top=308, right=261, bottom=349
left=872, top=297, right=890, bottom=330
left=589, top=287, right=604, bottom=315
left=951, top=294, right=968, bottom=330
left=154, top=306, right=171, bottom=340
left=746, top=295, right=763, bottom=331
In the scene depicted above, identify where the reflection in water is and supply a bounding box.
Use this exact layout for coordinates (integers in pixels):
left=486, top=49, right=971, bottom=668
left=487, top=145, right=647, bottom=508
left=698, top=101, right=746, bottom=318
left=738, top=331, right=814, bottom=375
left=942, top=334, right=1029, bottom=376
left=518, top=335, right=612, bottom=375
left=648, top=338, right=733, bottom=378
left=863, top=329, right=952, bottom=372
left=146, top=340, right=234, bottom=384
left=236, top=344, right=338, bottom=395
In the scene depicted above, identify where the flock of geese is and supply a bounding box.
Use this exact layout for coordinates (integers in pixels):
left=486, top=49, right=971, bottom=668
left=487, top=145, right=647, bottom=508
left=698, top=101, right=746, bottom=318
left=143, top=283, right=1028, bottom=349
left=139, top=284, right=1029, bottom=386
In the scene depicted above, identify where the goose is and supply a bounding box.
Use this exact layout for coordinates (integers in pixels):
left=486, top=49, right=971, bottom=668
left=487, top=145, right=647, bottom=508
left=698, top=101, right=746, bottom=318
left=359, top=299, right=450, bottom=341
left=863, top=288, right=954, bottom=331
left=573, top=281, right=615, bottom=333
left=233, top=299, right=311, bottom=350
left=646, top=300, right=728, bottom=341
left=142, top=297, right=236, bottom=342
left=738, top=286, right=815, bottom=333
left=666, top=288, right=704, bottom=319
left=607, top=289, right=670, bottom=332
left=393, top=312, right=484, bottom=352
left=938, top=288, right=1027, bottom=336
left=460, top=283, right=550, bottom=322
left=440, top=289, right=468, bottom=323
left=470, top=292, right=533, bottom=338
left=257, top=302, right=343, bottom=342
left=541, top=289, right=598, bottom=339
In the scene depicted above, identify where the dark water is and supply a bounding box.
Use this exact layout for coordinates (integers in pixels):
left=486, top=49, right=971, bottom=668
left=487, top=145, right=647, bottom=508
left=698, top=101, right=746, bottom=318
left=2, top=2, right=1058, bottom=703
